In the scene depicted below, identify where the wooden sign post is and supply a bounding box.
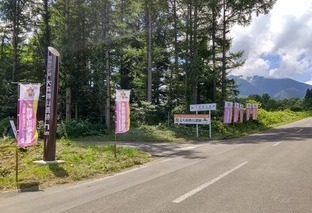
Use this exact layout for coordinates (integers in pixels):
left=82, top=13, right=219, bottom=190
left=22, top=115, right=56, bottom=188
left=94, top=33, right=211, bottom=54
left=43, top=47, right=60, bottom=161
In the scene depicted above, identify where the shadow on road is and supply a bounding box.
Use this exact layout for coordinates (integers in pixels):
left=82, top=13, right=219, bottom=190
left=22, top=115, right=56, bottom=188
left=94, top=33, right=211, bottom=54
left=219, top=126, right=312, bottom=145
left=128, top=126, right=312, bottom=158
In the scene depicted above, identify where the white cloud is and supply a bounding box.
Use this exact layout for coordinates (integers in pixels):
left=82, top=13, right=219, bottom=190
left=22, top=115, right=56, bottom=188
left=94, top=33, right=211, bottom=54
left=230, top=0, right=312, bottom=83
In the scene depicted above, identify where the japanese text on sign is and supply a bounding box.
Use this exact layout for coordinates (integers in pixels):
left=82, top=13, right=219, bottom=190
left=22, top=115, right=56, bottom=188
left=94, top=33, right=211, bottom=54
left=174, top=114, right=210, bottom=124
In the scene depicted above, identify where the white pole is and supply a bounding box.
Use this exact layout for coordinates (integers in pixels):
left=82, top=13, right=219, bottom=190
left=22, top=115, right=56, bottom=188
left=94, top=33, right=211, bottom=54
left=209, top=110, right=212, bottom=139
left=196, top=111, right=198, bottom=138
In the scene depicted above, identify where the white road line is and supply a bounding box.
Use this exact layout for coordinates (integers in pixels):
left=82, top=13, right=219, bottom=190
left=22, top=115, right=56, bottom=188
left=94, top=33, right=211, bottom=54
left=273, top=141, right=282, bottom=147
left=161, top=158, right=173, bottom=163
left=296, top=129, right=303, bottom=133
left=172, top=161, right=248, bottom=203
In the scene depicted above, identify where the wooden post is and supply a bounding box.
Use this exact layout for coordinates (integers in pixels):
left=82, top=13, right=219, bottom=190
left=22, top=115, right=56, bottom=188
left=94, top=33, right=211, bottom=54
left=43, top=47, right=60, bottom=161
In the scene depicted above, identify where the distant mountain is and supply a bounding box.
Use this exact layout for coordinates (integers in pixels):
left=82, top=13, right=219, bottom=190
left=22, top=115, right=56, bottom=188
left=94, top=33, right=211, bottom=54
left=230, top=75, right=312, bottom=100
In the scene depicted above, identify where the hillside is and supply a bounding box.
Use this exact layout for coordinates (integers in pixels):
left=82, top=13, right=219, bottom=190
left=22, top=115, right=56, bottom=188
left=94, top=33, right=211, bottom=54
left=231, top=75, right=312, bottom=100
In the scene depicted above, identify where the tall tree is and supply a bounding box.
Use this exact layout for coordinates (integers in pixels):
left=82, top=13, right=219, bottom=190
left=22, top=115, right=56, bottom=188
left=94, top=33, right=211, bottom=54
left=304, top=89, right=312, bottom=108
left=145, top=0, right=152, bottom=102
left=1, top=0, right=30, bottom=82
left=103, top=0, right=112, bottom=129
left=0, top=0, right=279, bottom=126
left=220, top=0, right=277, bottom=103
left=64, top=0, right=72, bottom=121
left=43, top=0, right=51, bottom=53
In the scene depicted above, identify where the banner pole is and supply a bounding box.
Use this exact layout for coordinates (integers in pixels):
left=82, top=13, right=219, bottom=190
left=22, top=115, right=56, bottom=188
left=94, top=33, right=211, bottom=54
left=16, top=83, right=19, bottom=191
left=196, top=111, right=198, bottom=138
left=209, top=110, right=212, bottom=139
left=114, top=133, right=117, bottom=158
left=16, top=146, right=19, bottom=191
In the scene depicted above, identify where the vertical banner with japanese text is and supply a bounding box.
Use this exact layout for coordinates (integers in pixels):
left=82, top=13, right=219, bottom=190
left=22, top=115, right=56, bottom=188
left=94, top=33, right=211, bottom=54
left=233, top=102, right=240, bottom=123
left=246, top=103, right=252, bottom=121
left=18, top=83, right=40, bottom=147
left=252, top=103, right=259, bottom=120
left=223, top=101, right=233, bottom=124
left=239, top=104, right=244, bottom=123
left=115, top=90, right=130, bottom=134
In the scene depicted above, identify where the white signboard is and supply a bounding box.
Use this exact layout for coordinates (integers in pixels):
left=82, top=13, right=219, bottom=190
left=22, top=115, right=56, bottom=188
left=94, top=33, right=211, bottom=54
left=174, top=114, right=210, bottom=124
left=190, top=103, right=217, bottom=112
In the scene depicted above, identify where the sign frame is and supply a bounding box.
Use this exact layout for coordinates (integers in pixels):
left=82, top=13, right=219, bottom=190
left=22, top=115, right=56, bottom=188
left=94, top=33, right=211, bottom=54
left=174, top=103, right=216, bottom=138
left=190, top=103, right=217, bottom=112
left=174, top=114, right=210, bottom=125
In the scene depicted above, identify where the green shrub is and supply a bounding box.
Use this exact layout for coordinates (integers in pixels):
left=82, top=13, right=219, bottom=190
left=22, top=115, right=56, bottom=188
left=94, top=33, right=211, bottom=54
left=257, top=109, right=307, bottom=126
left=37, top=120, right=105, bottom=139
left=0, top=117, right=13, bottom=138
left=59, top=120, right=105, bottom=138
left=211, top=120, right=228, bottom=136
left=290, top=105, right=303, bottom=112
left=131, top=101, right=167, bottom=126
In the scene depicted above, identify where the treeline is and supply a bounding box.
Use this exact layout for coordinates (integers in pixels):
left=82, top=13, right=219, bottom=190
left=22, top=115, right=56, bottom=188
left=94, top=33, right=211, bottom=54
left=0, top=0, right=277, bottom=129
left=244, top=91, right=312, bottom=112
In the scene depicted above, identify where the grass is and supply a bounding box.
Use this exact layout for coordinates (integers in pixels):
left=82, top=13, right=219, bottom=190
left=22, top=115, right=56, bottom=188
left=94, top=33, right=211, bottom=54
left=106, top=109, right=311, bottom=141
left=76, top=124, right=200, bottom=143
left=0, top=138, right=151, bottom=193
left=1, top=109, right=311, bottom=193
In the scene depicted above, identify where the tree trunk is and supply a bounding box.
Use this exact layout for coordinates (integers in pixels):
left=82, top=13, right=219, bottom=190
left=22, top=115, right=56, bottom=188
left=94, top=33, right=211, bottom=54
left=12, top=0, right=20, bottom=81
left=66, top=85, right=72, bottom=120
left=185, top=1, right=191, bottom=107
left=221, top=0, right=227, bottom=103
left=212, top=8, right=217, bottom=103
left=191, top=0, right=198, bottom=104
left=75, top=101, right=78, bottom=120
left=104, top=2, right=111, bottom=130
left=65, top=0, right=72, bottom=121
left=0, top=29, right=6, bottom=59
left=43, top=0, right=50, bottom=54
left=146, top=0, right=152, bottom=102
left=171, top=0, right=178, bottom=104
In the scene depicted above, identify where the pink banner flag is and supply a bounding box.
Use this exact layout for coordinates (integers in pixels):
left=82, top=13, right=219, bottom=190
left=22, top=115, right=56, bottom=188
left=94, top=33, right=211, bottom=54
left=115, top=90, right=130, bottom=134
left=233, top=103, right=240, bottom=123
left=252, top=103, right=259, bottom=120
left=18, top=83, right=40, bottom=147
left=239, top=104, right=244, bottom=123
left=246, top=103, right=252, bottom=121
left=223, top=101, right=233, bottom=124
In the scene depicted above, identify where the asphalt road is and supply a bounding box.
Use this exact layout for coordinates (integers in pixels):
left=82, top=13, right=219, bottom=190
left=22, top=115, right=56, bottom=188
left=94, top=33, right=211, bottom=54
left=1, top=118, right=312, bottom=213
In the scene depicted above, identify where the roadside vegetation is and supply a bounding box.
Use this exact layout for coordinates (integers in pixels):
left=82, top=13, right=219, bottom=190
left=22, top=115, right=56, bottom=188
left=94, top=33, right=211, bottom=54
left=1, top=100, right=312, bottom=193
left=0, top=140, right=152, bottom=193
left=2, top=0, right=312, bottom=195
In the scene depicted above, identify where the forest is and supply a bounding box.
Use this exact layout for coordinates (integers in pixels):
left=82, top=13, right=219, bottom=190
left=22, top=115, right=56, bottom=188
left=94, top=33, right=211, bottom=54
left=1, top=0, right=294, bottom=136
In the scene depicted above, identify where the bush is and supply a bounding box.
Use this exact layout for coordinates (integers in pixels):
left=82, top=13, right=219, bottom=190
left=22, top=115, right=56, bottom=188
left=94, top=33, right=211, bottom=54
left=290, top=105, right=303, bottom=112
left=131, top=101, right=167, bottom=126
left=37, top=120, right=105, bottom=139
left=0, top=117, right=13, bottom=138
left=60, top=120, right=105, bottom=138
left=211, top=120, right=228, bottom=136
left=257, top=109, right=307, bottom=126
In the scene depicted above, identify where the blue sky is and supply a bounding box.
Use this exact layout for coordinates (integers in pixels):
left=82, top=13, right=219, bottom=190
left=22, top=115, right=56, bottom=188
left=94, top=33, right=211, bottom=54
left=230, top=0, right=312, bottom=85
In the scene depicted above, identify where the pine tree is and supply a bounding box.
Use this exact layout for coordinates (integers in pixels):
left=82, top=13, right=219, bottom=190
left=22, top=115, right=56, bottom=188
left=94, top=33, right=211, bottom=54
left=304, top=89, right=312, bottom=109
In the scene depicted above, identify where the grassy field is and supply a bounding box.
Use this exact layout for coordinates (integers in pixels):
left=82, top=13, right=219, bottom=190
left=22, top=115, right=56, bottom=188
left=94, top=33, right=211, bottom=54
left=1, top=109, right=311, bottom=193
left=0, top=139, right=152, bottom=193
